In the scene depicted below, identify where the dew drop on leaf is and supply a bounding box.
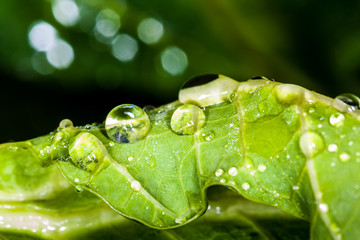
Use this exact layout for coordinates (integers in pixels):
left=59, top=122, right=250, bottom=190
left=299, top=131, right=325, bottom=158
left=105, top=104, right=150, bottom=143
left=293, top=185, right=299, bottom=190
left=178, top=74, right=240, bottom=107
left=131, top=180, right=142, bottom=191
left=170, top=104, right=206, bottom=135
left=328, top=144, right=338, bottom=152
left=329, top=112, right=345, bottom=128
left=335, top=93, right=360, bottom=111
left=319, top=203, right=329, bottom=212
left=228, top=167, right=238, bottom=176
left=242, top=182, right=250, bottom=190
left=175, top=216, right=186, bottom=224
left=143, top=105, right=156, bottom=112
left=75, top=186, right=83, bottom=192
left=215, top=168, right=224, bottom=177
left=201, top=131, right=215, bottom=142
left=58, top=119, right=73, bottom=129
left=339, top=152, right=351, bottom=162
left=258, top=164, right=266, bottom=172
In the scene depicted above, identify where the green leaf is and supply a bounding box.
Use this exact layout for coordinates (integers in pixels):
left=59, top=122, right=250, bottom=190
left=1, top=76, right=359, bottom=239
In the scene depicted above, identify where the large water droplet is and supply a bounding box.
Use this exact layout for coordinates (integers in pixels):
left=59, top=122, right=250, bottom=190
left=105, top=104, right=150, bottom=143
left=329, top=112, right=345, bottom=128
left=242, top=182, right=250, bottom=190
left=319, top=203, right=328, bottom=212
left=228, top=167, right=238, bottom=176
left=131, top=180, right=142, bottom=191
left=170, top=104, right=206, bottom=135
left=335, top=93, right=360, bottom=111
left=59, top=119, right=73, bottom=129
left=179, top=74, right=240, bottom=107
left=299, top=131, right=325, bottom=158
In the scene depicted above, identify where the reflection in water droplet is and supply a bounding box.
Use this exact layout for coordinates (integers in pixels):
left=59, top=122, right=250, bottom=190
left=215, top=168, right=224, bottom=177
left=28, top=21, right=57, bottom=52
left=328, top=144, right=338, bottom=152
left=335, top=93, right=360, bottom=111
left=179, top=74, right=240, bottom=107
left=46, top=39, right=74, bottom=69
left=339, top=152, right=350, bottom=162
left=137, top=18, right=164, bottom=44
left=228, top=167, right=238, bottom=176
left=161, top=46, right=188, bottom=76
left=201, top=131, right=215, bottom=142
left=143, top=105, right=156, bottom=112
left=52, top=0, right=80, bottom=27
left=105, top=104, right=150, bottom=143
left=75, top=186, right=83, bottom=192
left=242, top=182, right=250, bottom=190
left=170, top=104, right=206, bottom=135
left=112, top=34, right=138, bottom=62
left=131, top=181, right=141, bottom=191
left=95, top=9, right=121, bottom=38
left=299, top=131, right=325, bottom=158
left=329, top=112, right=345, bottom=127
left=258, top=164, right=266, bottom=172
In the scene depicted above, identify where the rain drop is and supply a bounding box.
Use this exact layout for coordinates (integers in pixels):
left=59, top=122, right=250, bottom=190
left=201, top=131, right=215, bottom=142
left=242, top=182, right=250, bottom=190
left=143, top=105, right=156, bottom=112
left=178, top=74, right=240, bottom=107
left=339, top=152, right=350, bottom=162
left=258, top=164, right=266, bottom=172
left=293, top=185, right=299, bottom=190
left=215, top=168, right=224, bottom=177
left=58, top=119, right=73, bottom=129
left=127, top=156, right=134, bottom=162
left=329, top=112, right=345, bottom=128
left=319, top=203, right=328, bottom=212
left=131, top=181, right=142, bottom=191
left=105, top=104, right=150, bottom=143
left=299, top=131, right=325, bottom=158
left=328, top=144, right=338, bottom=152
left=335, top=93, right=360, bottom=111
left=170, top=104, right=206, bottom=135
left=228, top=167, right=238, bottom=176
left=75, top=186, right=83, bottom=192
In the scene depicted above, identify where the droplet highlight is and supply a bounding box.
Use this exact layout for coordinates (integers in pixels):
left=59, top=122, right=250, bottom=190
left=258, top=164, right=266, bottom=172
left=131, top=181, right=142, bottom=191
left=215, top=169, right=224, bottom=177
left=329, top=112, right=345, bottom=128
left=170, top=104, right=206, bottom=135
left=339, top=152, right=350, bottom=162
left=228, top=167, right=238, bottom=176
left=242, top=182, right=250, bottom=190
left=335, top=93, right=360, bottom=111
left=328, top=144, right=338, bottom=152
left=105, top=104, right=150, bottom=143
left=299, top=131, right=325, bottom=158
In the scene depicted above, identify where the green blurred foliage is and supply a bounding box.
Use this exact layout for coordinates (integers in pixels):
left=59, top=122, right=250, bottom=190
left=0, top=0, right=360, bottom=142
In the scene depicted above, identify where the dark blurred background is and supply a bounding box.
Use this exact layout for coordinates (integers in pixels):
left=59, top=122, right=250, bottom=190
left=1, top=0, right=360, bottom=142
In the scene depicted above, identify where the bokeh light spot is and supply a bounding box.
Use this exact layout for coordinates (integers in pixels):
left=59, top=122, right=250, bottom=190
left=46, top=39, right=74, bottom=69
left=31, top=52, right=54, bottom=75
left=160, top=46, right=188, bottom=76
left=95, top=9, right=121, bottom=38
left=112, top=34, right=138, bottom=62
left=52, top=0, right=80, bottom=27
left=137, top=18, right=164, bottom=44
left=28, top=21, right=57, bottom=52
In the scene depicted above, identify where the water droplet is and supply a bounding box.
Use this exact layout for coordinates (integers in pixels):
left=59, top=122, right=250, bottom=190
left=59, top=119, right=73, bottom=129
left=339, top=152, right=350, bottom=162
left=105, top=104, right=150, bottom=143
left=170, top=104, right=206, bottom=135
left=215, top=168, right=224, bottom=177
left=161, top=211, right=166, bottom=215
left=143, top=105, right=156, bottom=112
left=74, top=178, right=79, bottom=183
left=273, top=191, right=280, bottom=198
left=349, top=141, right=354, bottom=146
left=308, top=108, right=315, bottom=113
left=228, top=92, right=238, bottom=103
left=228, top=167, right=238, bottom=176
left=335, top=93, right=360, bottom=111
left=220, top=178, right=226, bottom=183
left=293, top=185, right=299, bottom=190
left=328, top=144, right=338, bottom=152
left=258, top=164, right=266, bottom=172
left=319, top=203, right=328, bottom=212
left=299, top=131, right=325, bottom=158
left=75, top=186, right=83, bottom=192
left=175, top=216, right=186, bottom=224
left=329, top=112, right=345, bottom=128
left=127, top=156, right=134, bottom=162
left=242, top=182, right=250, bottom=190
left=131, top=181, right=142, bottom=191
left=178, top=74, right=240, bottom=107
left=201, top=131, right=215, bottom=142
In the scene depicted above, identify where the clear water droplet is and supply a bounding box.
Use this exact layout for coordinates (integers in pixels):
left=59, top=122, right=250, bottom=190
left=215, top=168, right=224, bottom=177
left=127, top=156, right=134, bottom=162
left=179, top=74, right=239, bottom=107
left=299, top=131, right=325, bottom=158
left=170, top=104, right=206, bottom=135
left=228, top=167, right=238, bottom=176
left=328, top=144, right=338, bottom=152
left=339, top=152, right=351, bottom=162
left=258, top=164, right=266, bottom=172
left=242, top=182, right=250, bottom=190
left=131, top=180, right=142, bottom=191
left=75, top=186, right=83, bottom=192
left=308, top=108, right=315, bottom=113
left=105, top=104, right=150, bottom=143
left=201, top=131, right=215, bottom=142
left=59, top=119, right=73, bottom=129
left=335, top=93, right=360, bottom=111
left=74, top=178, right=79, bottom=183
left=329, top=112, right=345, bottom=128
left=228, top=92, right=238, bottom=103
left=220, top=178, right=226, bottom=183
left=143, top=105, right=156, bottom=112
left=109, top=141, right=115, bottom=147
left=175, top=216, right=186, bottom=224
